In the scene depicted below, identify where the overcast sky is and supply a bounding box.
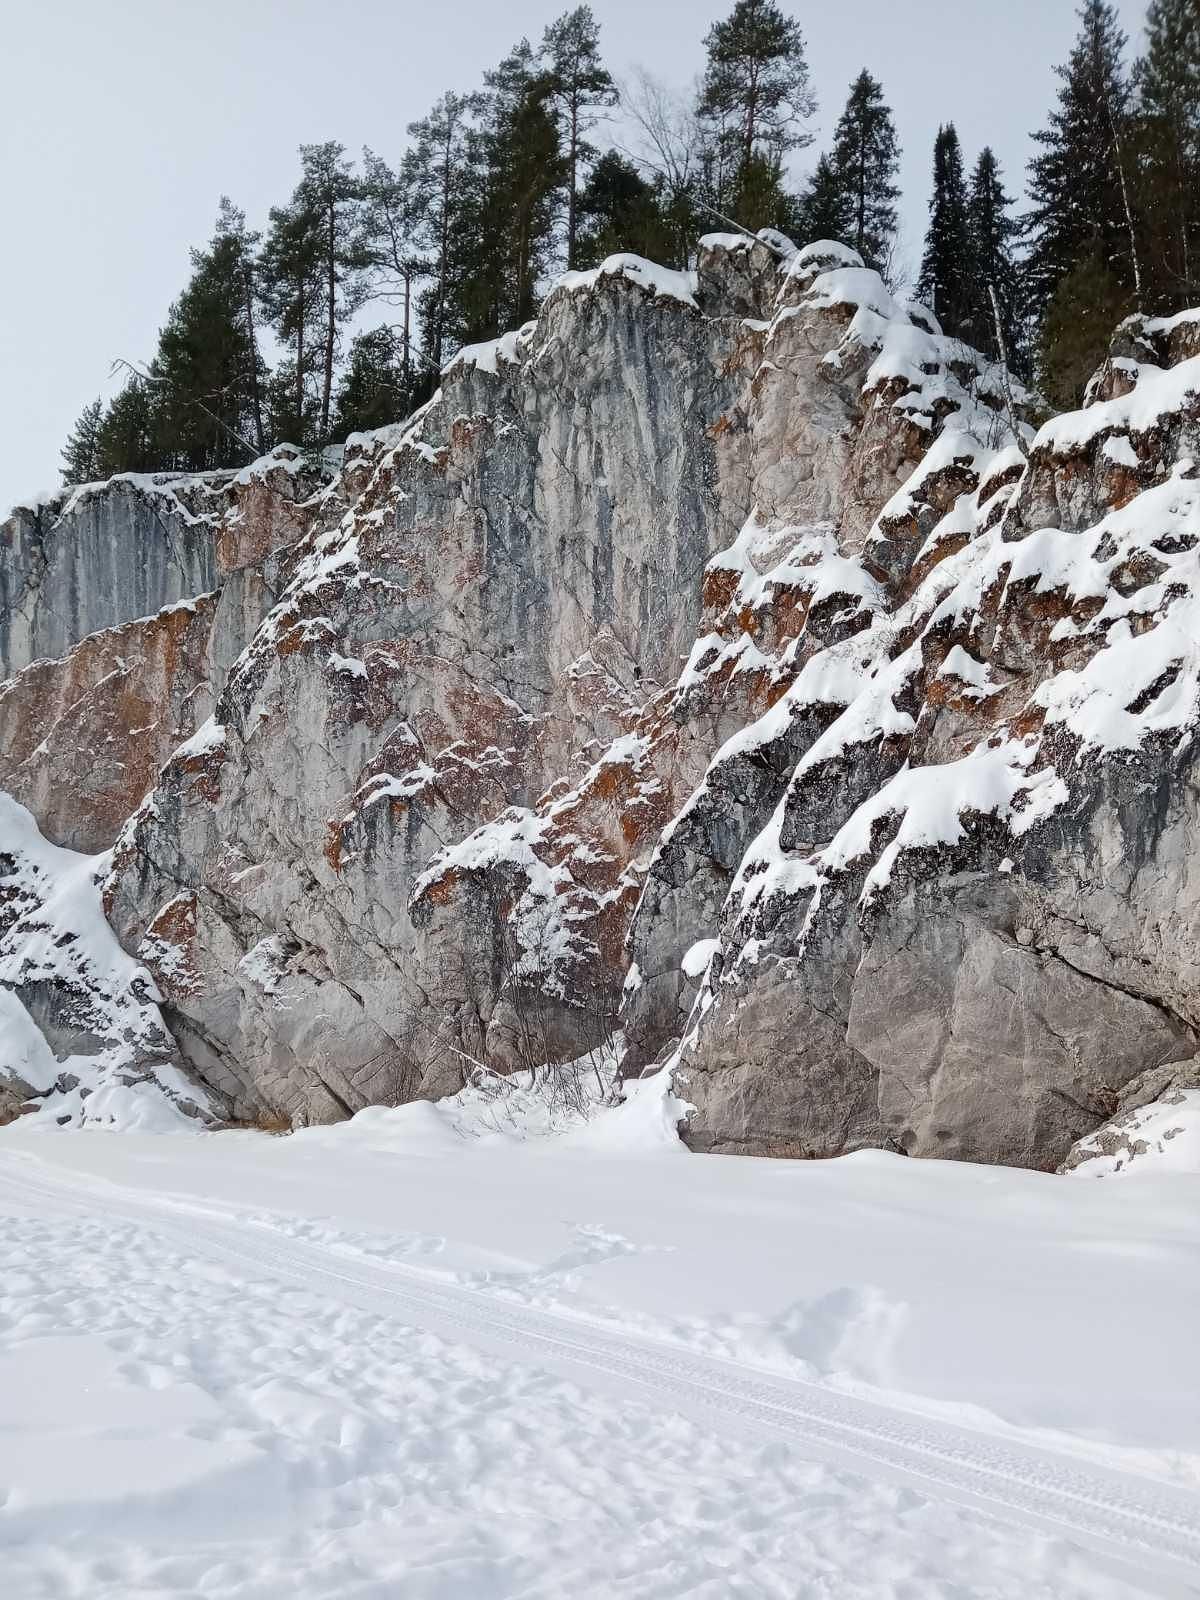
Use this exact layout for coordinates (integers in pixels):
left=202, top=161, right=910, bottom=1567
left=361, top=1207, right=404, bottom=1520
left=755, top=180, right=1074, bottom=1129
left=1, top=0, right=1148, bottom=515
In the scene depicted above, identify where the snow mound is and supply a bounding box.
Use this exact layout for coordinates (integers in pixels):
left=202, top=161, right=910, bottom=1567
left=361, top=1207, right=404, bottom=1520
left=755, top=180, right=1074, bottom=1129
left=443, top=320, right=536, bottom=377
left=295, top=1050, right=686, bottom=1156
left=1065, top=1072, right=1200, bottom=1178
left=0, top=793, right=209, bottom=1132
left=555, top=253, right=698, bottom=308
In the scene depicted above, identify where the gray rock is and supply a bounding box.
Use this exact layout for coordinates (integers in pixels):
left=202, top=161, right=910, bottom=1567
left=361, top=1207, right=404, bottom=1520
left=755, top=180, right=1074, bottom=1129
left=4, top=240, right=1199, bottom=1171
left=0, top=480, right=217, bottom=679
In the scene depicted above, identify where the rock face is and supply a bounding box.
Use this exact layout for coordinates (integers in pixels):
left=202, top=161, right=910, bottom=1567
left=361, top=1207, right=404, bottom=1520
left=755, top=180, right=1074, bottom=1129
left=0, top=479, right=216, bottom=680
left=2, top=244, right=1199, bottom=1165
left=0, top=595, right=218, bottom=855
left=101, top=254, right=753, bottom=1124
left=0, top=450, right=332, bottom=854
left=656, top=296, right=1200, bottom=1167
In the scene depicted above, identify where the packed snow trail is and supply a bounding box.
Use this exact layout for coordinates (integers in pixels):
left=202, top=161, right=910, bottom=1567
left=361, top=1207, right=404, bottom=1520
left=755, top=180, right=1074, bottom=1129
left=2, top=1146, right=1198, bottom=1598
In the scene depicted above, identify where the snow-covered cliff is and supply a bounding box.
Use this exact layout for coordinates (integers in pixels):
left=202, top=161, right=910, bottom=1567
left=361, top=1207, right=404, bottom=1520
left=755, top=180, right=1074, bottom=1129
left=2, top=235, right=1198, bottom=1168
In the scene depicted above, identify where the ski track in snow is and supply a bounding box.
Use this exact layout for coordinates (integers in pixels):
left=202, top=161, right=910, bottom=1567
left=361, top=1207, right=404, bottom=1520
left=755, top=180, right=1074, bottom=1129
left=1, top=1149, right=1198, bottom=1599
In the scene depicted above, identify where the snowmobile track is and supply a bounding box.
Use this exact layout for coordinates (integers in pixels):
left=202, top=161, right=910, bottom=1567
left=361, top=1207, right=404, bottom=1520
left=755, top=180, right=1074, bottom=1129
left=4, top=1149, right=1199, bottom=1589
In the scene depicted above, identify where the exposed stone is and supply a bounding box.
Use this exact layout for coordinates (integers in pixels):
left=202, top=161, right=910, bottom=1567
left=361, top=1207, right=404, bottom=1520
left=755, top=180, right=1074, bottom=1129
left=3, top=238, right=1199, bottom=1167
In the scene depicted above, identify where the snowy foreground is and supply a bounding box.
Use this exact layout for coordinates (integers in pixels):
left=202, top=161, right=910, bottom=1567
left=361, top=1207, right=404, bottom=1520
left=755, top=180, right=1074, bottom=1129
left=2, top=1072, right=1199, bottom=1599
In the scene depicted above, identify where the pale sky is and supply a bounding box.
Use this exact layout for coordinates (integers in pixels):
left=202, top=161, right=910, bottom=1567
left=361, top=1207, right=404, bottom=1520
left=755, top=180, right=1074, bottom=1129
left=0, top=0, right=1148, bottom=514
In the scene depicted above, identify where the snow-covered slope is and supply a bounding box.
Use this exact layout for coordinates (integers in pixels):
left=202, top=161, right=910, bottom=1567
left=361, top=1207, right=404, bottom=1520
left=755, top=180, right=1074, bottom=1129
left=0, top=793, right=209, bottom=1129
left=1063, top=1056, right=1200, bottom=1176
left=3, top=234, right=1199, bottom=1166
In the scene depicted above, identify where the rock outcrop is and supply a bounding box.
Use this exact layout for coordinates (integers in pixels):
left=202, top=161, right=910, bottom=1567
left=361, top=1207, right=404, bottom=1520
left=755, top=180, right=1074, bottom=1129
left=2, top=241, right=1198, bottom=1166
left=0, top=448, right=334, bottom=854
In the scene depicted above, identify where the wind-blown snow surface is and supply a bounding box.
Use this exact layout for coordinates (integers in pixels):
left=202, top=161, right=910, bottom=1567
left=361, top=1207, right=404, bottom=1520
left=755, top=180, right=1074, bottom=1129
left=2, top=1084, right=1198, bottom=1597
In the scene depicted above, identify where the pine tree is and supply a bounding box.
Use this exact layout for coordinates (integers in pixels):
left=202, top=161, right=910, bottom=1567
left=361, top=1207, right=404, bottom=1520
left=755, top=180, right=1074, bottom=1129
left=697, top=0, right=815, bottom=227
left=966, top=148, right=1025, bottom=372
left=260, top=190, right=324, bottom=444
left=408, top=92, right=482, bottom=370
left=358, top=147, right=429, bottom=386
left=60, top=397, right=103, bottom=486
left=541, top=6, right=618, bottom=269
left=1133, top=0, right=1200, bottom=307
left=574, top=149, right=670, bottom=267
left=798, top=153, right=854, bottom=245
left=454, top=42, right=566, bottom=344
left=1025, top=2, right=1134, bottom=323
left=828, top=71, right=900, bottom=273
left=916, top=125, right=973, bottom=339
left=296, top=142, right=368, bottom=441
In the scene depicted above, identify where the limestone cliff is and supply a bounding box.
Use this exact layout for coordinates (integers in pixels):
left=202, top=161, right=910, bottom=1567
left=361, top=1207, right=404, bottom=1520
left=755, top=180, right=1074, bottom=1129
left=2, top=236, right=1197, bottom=1166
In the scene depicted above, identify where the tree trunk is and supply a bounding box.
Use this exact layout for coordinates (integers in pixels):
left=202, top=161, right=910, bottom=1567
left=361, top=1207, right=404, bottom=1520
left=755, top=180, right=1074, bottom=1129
left=435, top=142, right=451, bottom=370
left=321, top=192, right=336, bottom=439
left=244, top=270, right=265, bottom=454
left=743, top=72, right=758, bottom=176
left=857, top=119, right=867, bottom=254
left=567, top=98, right=579, bottom=270
left=1108, top=106, right=1144, bottom=312
left=295, top=287, right=305, bottom=435
left=988, top=280, right=1024, bottom=454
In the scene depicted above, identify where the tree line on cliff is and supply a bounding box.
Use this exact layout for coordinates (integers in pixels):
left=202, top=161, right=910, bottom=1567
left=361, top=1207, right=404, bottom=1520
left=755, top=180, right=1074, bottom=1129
left=61, top=0, right=1200, bottom=486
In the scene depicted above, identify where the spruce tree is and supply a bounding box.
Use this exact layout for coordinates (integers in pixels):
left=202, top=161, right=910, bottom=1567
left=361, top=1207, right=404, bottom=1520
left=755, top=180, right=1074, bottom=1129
left=94, top=379, right=159, bottom=478
left=827, top=71, right=901, bottom=274
left=60, top=398, right=104, bottom=486
left=489, top=42, right=565, bottom=329
left=1037, top=249, right=1130, bottom=408
left=1133, top=0, right=1200, bottom=307
left=798, top=153, right=854, bottom=245
left=454, top=42, right=565, bottom=344
left=541, top=6, right=618, bottom=268
left=151, top=205, right=266, bottom=470
left=574, top=150, right=670, bottom=267
left=916, top=125, right=973, bottom=339
left=967, top=148, right=1025, bottom=373
left=697, top=0, right=815, bottom=227
left=1025, top=2, right=1134, bottom=323
left=332, top=327, right=415, bottom=438
left=214, top=198, right=267, bottom=454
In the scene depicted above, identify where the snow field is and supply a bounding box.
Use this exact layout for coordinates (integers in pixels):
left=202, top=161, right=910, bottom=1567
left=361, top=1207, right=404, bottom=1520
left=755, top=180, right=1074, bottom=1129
left=2, top=1077, right=1199, bottom=1597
